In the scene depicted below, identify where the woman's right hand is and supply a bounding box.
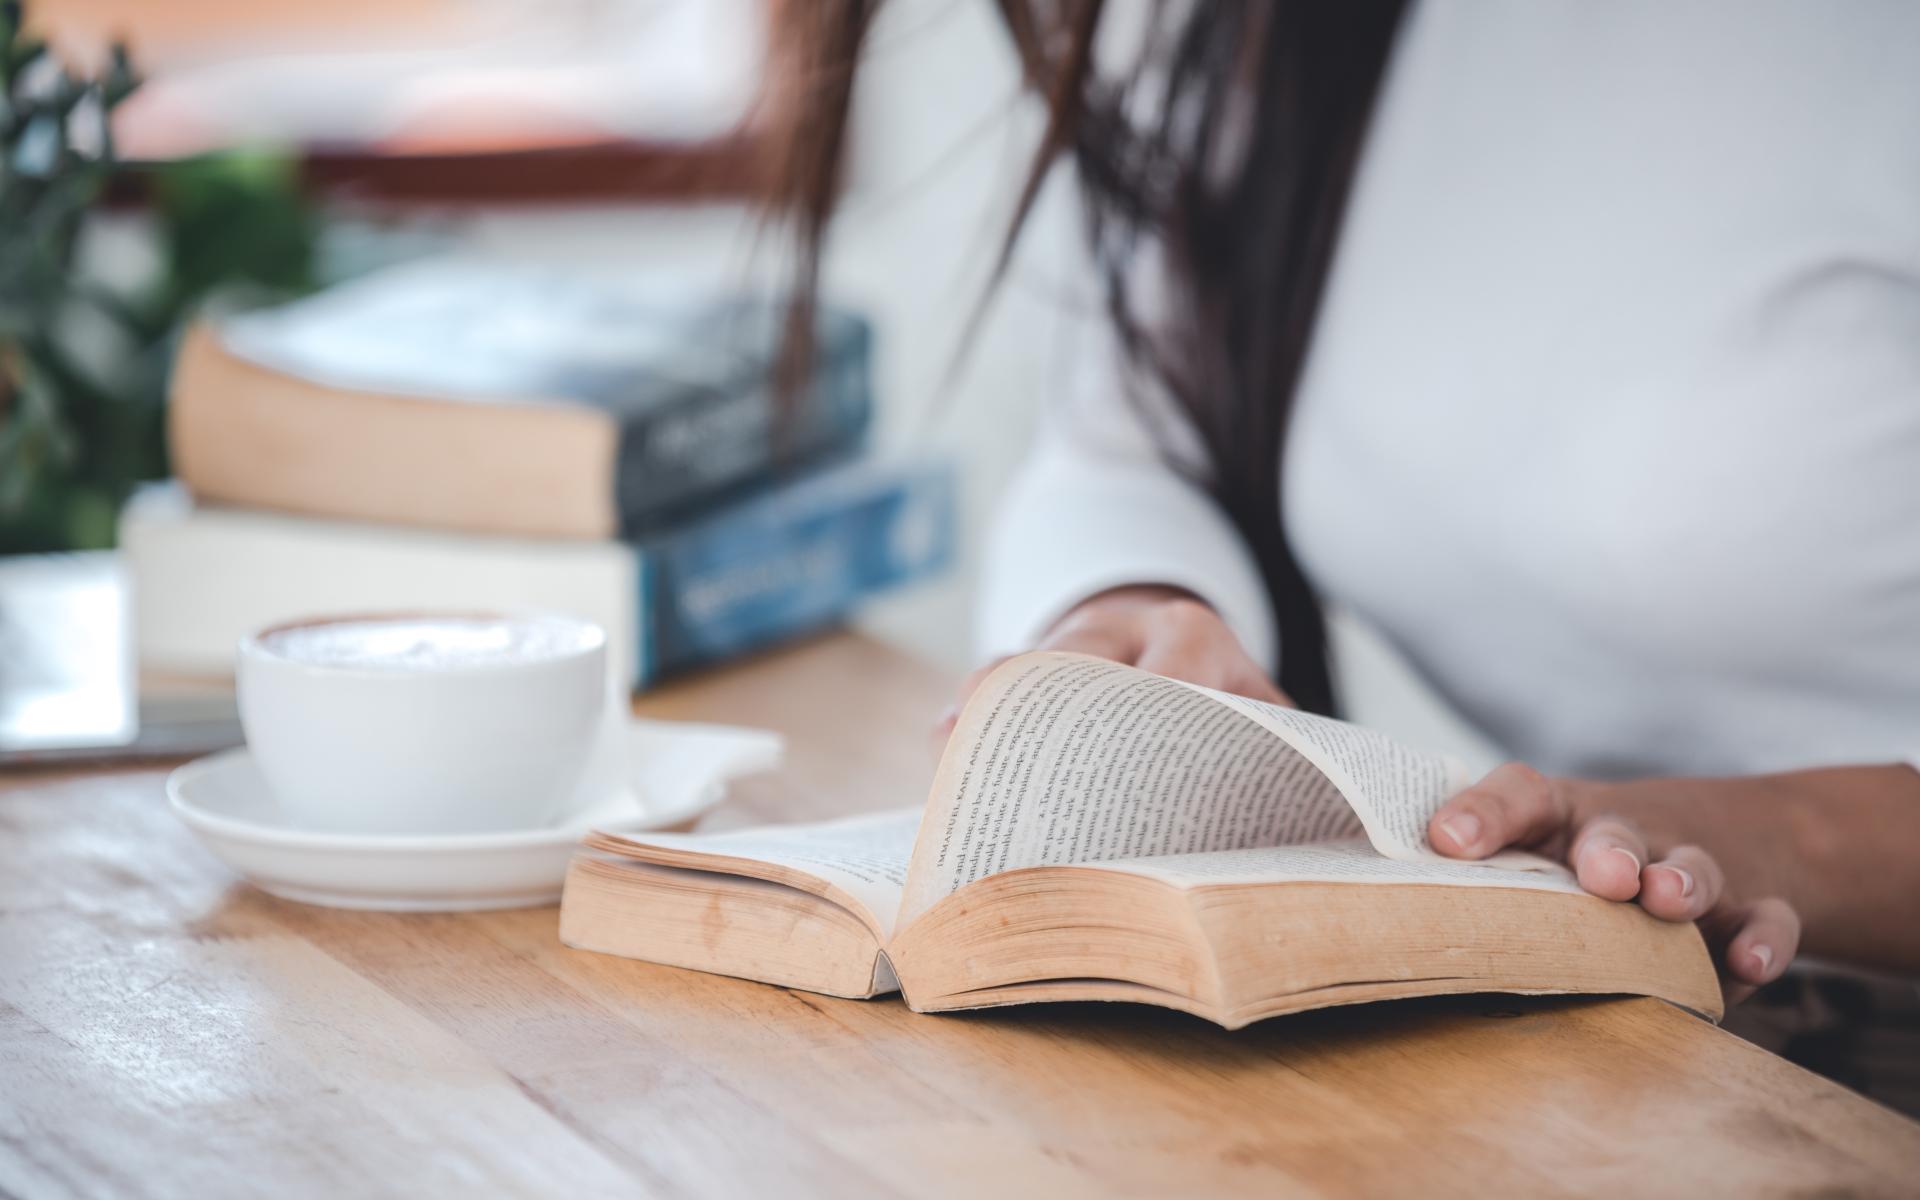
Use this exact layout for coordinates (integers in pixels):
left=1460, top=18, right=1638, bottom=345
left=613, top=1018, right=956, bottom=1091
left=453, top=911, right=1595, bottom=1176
left=934, top=585, right=1290, bottom=741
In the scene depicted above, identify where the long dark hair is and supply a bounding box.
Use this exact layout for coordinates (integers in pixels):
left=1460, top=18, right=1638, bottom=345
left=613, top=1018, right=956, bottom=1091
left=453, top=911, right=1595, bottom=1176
left=763, top=0, right=1406, bottom=714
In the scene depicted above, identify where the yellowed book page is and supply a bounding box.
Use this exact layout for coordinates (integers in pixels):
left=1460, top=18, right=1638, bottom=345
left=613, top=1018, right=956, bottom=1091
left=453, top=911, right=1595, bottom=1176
left=602, top=808, right=918, bottom=937
left=1177, top=683, right=1491, bottom=862
left=1094, top=839, right=1584, bottom=892
left=900, top=653, right=1365, bottom=926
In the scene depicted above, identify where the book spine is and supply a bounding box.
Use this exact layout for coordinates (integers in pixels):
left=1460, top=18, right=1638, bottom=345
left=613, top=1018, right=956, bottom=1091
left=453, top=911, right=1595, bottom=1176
left=633, top=458, right=957, bottom=686
left=614, top=311, right=874, bottom=533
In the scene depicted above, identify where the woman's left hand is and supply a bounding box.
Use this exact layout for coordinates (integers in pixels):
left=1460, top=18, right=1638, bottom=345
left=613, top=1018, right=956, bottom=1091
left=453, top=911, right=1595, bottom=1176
left=1426, top=763, right=1801, bottom=1004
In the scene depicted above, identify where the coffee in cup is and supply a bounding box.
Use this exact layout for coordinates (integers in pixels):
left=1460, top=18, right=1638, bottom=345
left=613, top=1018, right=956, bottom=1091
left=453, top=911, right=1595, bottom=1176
left=238, top=613, right=608, bottom=835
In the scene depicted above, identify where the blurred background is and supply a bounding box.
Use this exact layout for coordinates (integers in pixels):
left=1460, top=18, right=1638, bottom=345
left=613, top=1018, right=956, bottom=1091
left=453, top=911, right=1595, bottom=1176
left=1, top=0, right=1496, bottom=768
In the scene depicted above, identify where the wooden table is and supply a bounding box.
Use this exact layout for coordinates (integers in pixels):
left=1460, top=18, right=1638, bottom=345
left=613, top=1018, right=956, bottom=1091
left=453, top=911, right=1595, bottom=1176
left=5, top=632, right=1919, bottom=1198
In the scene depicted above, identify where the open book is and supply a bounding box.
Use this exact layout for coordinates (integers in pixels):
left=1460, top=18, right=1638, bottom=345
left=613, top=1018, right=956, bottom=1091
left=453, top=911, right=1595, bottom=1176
left=560, top=653, right=1722, bottom=1027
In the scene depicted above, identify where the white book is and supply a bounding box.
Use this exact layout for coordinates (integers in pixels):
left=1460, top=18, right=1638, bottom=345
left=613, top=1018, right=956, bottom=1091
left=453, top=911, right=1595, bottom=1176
left=122, top=485, right=640, bottom=682
left=121, top=455, right=955, bottom=687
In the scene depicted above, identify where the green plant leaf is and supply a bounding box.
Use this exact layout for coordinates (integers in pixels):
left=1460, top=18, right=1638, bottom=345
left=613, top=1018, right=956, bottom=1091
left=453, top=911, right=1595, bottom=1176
left=0, top=10, right=321, bottom=552
left=61, top=482, right=115, bottom=548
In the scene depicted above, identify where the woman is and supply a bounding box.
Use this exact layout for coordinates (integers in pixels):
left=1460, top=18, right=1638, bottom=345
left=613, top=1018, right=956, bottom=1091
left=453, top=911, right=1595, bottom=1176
left=766, top=1, right=1920, bottom=1084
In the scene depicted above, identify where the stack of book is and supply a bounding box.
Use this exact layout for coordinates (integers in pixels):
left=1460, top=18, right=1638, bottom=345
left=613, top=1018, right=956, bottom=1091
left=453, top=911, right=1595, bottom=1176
left=125, top=260, right=956, bottom=687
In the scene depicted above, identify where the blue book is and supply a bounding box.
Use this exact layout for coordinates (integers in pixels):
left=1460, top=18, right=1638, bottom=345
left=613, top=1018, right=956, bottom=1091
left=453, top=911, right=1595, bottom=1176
left=638, top=456, right=958, bottom=682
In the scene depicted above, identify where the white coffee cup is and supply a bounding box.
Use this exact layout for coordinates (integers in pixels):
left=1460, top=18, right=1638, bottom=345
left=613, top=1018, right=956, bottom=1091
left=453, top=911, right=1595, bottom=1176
left=237, top=612, right=608, bottom=835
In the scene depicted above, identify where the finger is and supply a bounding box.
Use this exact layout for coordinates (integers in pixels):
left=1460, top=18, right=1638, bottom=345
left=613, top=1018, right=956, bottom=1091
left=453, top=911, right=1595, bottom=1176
left=1567, top=815, right=1650, bottom=902
left=1225, top=667, right=1292, bottom=707
left=1125, top=599, right=1286, bottom=704
left=1036, top=607, right=1145, bottom=664
left=1429, top=763, right=1571, bottom=859
left=1133, top=600, right=1243, bottom=688
left=1715, top=896, right=1800, bottom=1002
left=1636, top=843, right=1724, bottom=922
left=933, top=657, right=1009, bottom=740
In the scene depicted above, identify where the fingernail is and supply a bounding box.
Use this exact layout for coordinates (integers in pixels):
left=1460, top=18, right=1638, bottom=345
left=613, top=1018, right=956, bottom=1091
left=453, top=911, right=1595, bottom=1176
left=1610, top=846, right=1642, bottom=874
left=1664, top=865, right=1694, bottom=898
left=1750, top=945, right=1774, bottom=978
left=1437, top=813, right=1481, bottom=851
left=933, top=704, right=956, bottom=730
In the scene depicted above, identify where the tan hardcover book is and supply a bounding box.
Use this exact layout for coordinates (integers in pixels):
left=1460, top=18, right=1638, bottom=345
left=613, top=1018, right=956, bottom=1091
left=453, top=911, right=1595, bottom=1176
left=168, top=262, right=872, bottom=539
left=169, top=321, right=619, bottom=539
left=560, top=652, right=1723, bottom=1028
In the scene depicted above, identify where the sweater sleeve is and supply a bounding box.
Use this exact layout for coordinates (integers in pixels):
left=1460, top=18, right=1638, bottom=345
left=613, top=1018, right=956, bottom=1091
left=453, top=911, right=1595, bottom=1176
left=974, top=316, right=1278, bottom=669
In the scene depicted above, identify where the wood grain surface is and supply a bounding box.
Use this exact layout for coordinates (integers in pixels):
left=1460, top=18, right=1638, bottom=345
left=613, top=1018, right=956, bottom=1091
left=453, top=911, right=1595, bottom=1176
left=4, top=631, right=1918, bottom=1198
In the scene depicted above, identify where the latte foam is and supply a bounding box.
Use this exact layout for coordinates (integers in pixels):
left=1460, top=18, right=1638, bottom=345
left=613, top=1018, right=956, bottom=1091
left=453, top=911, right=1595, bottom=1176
left=261, top=615, right=601, bottom=672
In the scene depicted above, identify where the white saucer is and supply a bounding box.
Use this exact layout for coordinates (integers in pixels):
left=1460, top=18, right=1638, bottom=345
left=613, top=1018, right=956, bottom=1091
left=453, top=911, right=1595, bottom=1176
left=167, top=718, right=782, bottom=911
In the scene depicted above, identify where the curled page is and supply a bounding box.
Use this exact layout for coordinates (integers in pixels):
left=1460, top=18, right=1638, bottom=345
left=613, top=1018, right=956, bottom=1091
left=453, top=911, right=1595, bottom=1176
left=1179, top=684, right=1478, bottom=862
left=901, top=654, right=1363, bottom=925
